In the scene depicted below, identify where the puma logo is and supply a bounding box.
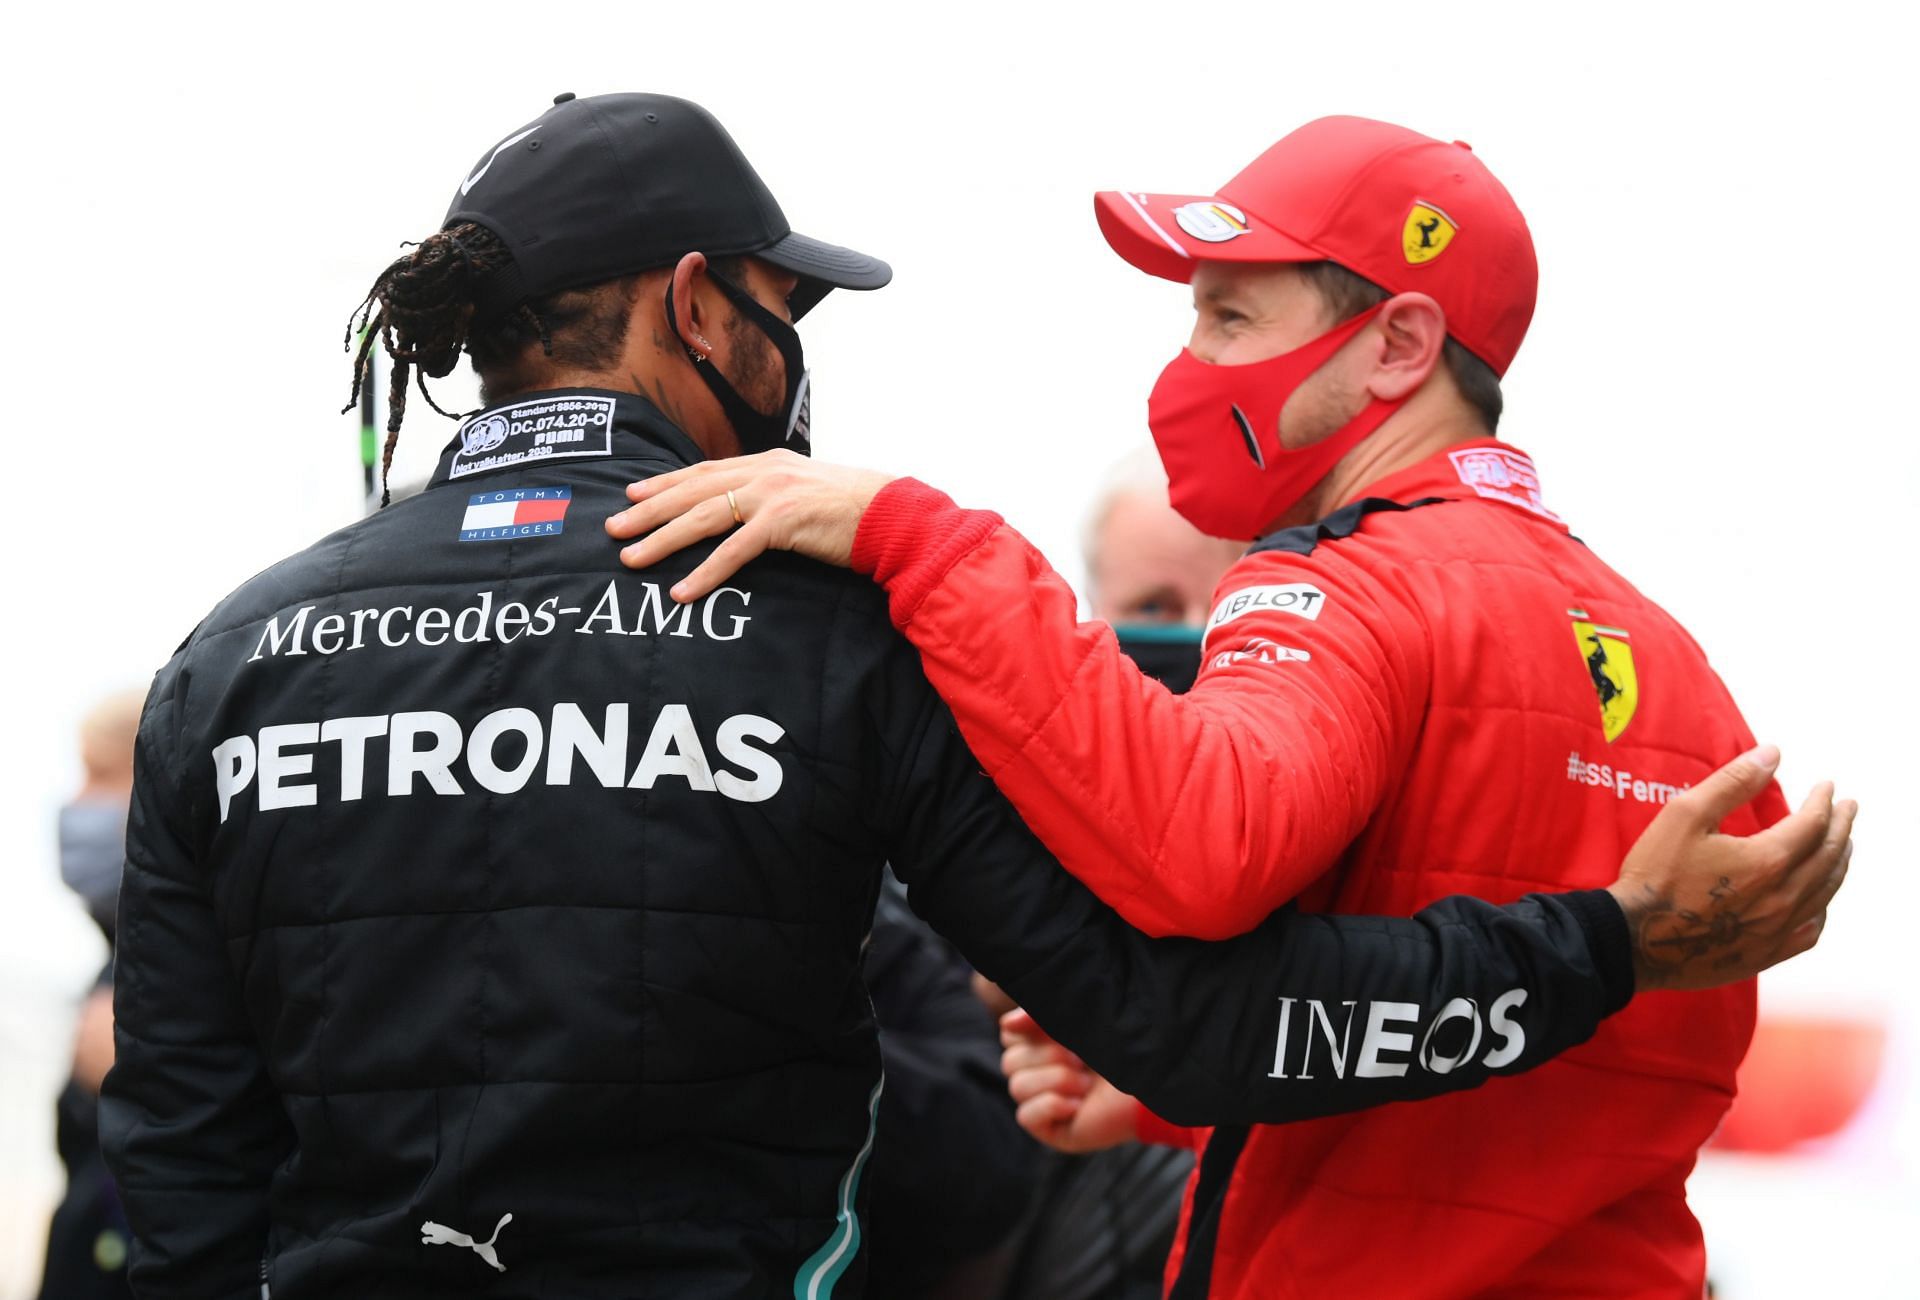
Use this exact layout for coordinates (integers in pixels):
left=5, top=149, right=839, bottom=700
left=460, top=127, right=539, bottom=196
left=421, top=1213, right=513, bottom=1272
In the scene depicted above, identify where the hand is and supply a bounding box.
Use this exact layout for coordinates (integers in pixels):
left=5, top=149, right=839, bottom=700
left=1607, top=745, right=1855, bottom=993
left=603, top=450, right=895, bottom=603
left=999, top=1008, right=1139, bottom=1154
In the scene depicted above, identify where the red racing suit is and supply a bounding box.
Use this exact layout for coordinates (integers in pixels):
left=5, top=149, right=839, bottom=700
left=850, top=440, right=1785, bottom=1299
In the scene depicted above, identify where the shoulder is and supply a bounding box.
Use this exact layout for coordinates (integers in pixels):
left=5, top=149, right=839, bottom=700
left=175, top=514, right=372, bottom=662
left=1239, top=492, right=1566, bottom=598
left=1248, top=495, right=1456, bottom=559
left=1194, top=499, right=1475, bottom=677
left=736, top=547, right=892, bottom=610
left=1220, top=496, right=1464, bottom=622
left=171, top=487, right=905, bottom=695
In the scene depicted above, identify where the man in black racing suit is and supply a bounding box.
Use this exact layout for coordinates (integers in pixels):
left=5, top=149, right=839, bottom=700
left=99, top=93, right=1846, bottom=1300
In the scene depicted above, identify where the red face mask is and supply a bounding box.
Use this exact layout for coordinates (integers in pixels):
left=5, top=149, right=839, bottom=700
left=1146, top=304, right=1407, bottom=540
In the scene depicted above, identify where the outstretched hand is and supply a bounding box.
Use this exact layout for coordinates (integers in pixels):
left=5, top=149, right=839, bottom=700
left=1607, top=745, right=1854, bottom=993
left=604, top=450, right=894, bottom=602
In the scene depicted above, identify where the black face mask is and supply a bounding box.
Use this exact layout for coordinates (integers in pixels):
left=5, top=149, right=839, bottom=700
left=665, top=269, right=811, bottom=456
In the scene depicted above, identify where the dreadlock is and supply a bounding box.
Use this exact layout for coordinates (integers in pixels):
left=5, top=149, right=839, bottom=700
left=344, top=223, right=643, bottom=505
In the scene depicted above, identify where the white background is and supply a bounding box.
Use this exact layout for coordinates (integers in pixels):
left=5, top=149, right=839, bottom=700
left=0, top=1, right=1913, bottom=1294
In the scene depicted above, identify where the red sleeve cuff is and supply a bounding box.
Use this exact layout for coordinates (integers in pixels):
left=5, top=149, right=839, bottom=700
left=1133, top=1102, right=1197, bottom=1149
left=849, top=477, right=1004, bottom=629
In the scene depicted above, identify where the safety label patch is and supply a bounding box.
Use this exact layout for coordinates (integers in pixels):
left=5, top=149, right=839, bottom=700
left=1448, top=447, right=1560, bottom=520
left=449, top=395, right=615, bottom=480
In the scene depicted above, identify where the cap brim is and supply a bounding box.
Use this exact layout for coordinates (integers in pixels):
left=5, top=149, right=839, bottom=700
left=760, top=231, right=892, bottom=320
left=1095, top=190, right=1324, bottom=283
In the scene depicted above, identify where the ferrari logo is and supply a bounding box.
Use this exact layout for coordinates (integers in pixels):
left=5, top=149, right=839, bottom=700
left=1403, top=201, right=1458, bottom=265
left=1570, top=610, right=1637, bottom=742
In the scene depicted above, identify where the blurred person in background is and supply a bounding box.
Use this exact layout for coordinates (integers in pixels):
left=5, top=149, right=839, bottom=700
left=38, top=690, right=144, bottom=1300
left=607, top=115, right=1859, bottom=1297
left=60, top=693, right=143, bottom=940
left=1083, top=447, right=1247, bottom=637
left=1081, top=447, right=1248, bottom=693
left=102, top=94, right=1848, bottom=1300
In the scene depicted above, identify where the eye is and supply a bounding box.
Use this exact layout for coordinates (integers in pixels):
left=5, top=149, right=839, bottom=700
left=1125, top=596, right=1181, bottom=624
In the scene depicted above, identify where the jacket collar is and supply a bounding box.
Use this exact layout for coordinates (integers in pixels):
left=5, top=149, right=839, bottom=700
left=1350, top=438, right=1567, bottom=531
left=426, top=387, right=707, bottom=490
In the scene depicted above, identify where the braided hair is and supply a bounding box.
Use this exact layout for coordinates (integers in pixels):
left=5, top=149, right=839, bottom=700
left=344, top=223, right=642, bottom=505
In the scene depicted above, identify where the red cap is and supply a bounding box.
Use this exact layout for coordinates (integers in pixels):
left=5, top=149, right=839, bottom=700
left=1096, top=116, right=1537, bottom=376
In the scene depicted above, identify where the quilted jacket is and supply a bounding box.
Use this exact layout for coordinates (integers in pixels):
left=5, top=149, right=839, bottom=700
left=101, top=401, right=1638, bottom=1300
left=850, top=441, right=1785, bottom=1299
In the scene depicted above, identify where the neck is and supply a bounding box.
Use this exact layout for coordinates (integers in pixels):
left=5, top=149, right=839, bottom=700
left=490, top=352, right=739, bottom=461
left=1277, top=389, right=1489, bottom=529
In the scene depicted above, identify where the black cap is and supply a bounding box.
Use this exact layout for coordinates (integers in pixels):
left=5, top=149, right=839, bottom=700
left=444, top=92, right=891, bottom=322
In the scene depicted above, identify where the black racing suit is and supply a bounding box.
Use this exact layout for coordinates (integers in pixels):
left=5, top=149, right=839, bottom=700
left=101, top=390, right=1633, bottom=1299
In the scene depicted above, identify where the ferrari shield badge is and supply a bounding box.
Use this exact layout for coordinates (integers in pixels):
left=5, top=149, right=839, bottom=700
left=1402, top=201, right=1458, bottom=265
left=1570, top=609, right=1637, bottom=742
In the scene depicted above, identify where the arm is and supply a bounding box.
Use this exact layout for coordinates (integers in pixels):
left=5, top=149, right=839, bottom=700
left=994, top=753, right=1848, bottom=1152
left=99, top=672, right=293, bottom=1300
left=609, top=464, right=1424, bottom=940
left=877, top=640, right=1846, bottom=1126
left=861, top=479, right=1425, bottom=939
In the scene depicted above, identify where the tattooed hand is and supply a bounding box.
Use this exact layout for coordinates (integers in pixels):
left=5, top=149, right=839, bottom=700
left=1608, top=746, right=1854, bottom=993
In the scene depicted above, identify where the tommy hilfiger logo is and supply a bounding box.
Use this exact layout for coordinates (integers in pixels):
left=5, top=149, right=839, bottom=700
left=458, top=487, right=571, bottom=542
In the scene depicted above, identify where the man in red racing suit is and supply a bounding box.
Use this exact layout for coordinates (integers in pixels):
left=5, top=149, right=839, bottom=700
left=851, top=440, right=1781, bottom=1297
left=608, top=117, right=1817, bottom=1297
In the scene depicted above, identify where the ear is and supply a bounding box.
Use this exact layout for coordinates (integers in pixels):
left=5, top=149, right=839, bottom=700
left=669, top=251, right=715, bottom=358
left=1365, top=292, right=1447, bottom=402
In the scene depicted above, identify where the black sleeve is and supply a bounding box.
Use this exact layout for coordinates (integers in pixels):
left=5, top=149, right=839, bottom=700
left=864, top=880, right=1038, bottom=1293
left=98, top=666, right=293, bottom=1300
left=875, top=645, right=1634, bottom=1127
